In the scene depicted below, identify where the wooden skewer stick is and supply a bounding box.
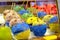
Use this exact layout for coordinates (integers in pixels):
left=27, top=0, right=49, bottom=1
left=30, top=1, right=33, bottom=14
left=13, top=3, right=16, bottom=8
left=35, top=0, right=36, bottom=5
left=30, top=0, right=32, bottom=7
left=11, top=2, right=16, bottom=10
left=35, top=0, right=38, bottom=17
left=27, top=0, right=28, bottom=5
left=11, top=2, right=13, bottom=10
left=22, top=0, right=25, bottom=5
left=26, top=0, right=28, bottom=9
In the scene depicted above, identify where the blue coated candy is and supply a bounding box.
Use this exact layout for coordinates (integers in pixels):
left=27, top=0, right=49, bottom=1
left=49, top=16, right=58, bottom=23
left=30, top=24, right=47, bottom=36
left=18, top=9, right=29, bottom=15
left=11, top=22, right=30, bottom=34
left=5, top=21, right=9, bottom=27
left=37, top=12, right=46, bottom=18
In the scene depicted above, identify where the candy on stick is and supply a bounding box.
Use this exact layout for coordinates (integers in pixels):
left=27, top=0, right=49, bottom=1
left=13, top=1, right=25, bottom=12
left=5, top=13, right=14, bottom=21
left=21, top=13, right=33, bottom=21
left=9, top=18, right=24, bottom=26
left=3, top=9, right=21, bottom=27
left=11, top=22, right=30, bottom=40
left=43, top=15, right=54, bottom=23
left=26, top=16, right=47, bottom=36
left=0, top=27, right=12, bottom=40
left=3, top=10, right=19, bottom=16
left=3, top=10, right=20, bottom=20
left=43, top=15, right=59, bottom=33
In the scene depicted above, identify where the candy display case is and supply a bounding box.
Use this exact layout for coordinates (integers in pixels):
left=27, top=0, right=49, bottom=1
left=0, top=0, right=60, bottom=40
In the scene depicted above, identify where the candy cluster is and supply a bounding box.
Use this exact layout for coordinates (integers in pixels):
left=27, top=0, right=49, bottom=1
left=0, top=2, right=59, bottom=40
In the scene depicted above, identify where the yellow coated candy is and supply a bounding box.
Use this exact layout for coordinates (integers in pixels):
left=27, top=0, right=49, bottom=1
left=38, top=18, right=46, bottom=24
left=49, top=23, right=59, bottom=33
left=43, top=15, right=54, bottom=22
left=26, top=17, right=37, bottom=24
left=32, top=18, right=45, bottom=26
left=32, top=21, right=39, bottom=26
left=43, top=35, right=57, bottom=40
left=15, top=29, right=30, bottom=40
left=0, top=27, right=12, bottom=40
